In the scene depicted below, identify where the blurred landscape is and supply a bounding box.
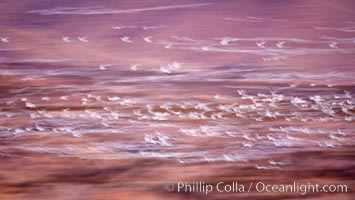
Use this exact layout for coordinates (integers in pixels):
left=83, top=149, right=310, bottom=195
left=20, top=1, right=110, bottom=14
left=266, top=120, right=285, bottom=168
left=0, top=0, right=354, bottom=199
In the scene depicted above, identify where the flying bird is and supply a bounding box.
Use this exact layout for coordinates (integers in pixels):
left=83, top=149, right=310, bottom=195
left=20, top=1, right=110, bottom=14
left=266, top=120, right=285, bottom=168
left=120, top=36, right=132, bottom=43
left=60, top=95, right=69, bottom=100
left=213, top=94, right=226, bottom=99
left=164, top=44, right=173, bottom=49
left=25, top=102, right=36, bottom=108
left=62, top=36, right=72, bottom=43
left=328, top=42, right=338, bottom=49
left=143, top=36, right=153, bottom=43
left=78, top=37, right=89, bottom=42
left=276, top=41, right=285, bottom=48
left=112, top=26, right=123, bottom=30
left=159, top=62, right=182, bottom=73
left=256, top=41, right=266, bottom=48
left=201, top=46, right=210, bottom=51
left=219, top=37, right=237, bottom=46
left=99, top=64, right=111, bottom=70
left=41, top=97, right=50, bottom=101
left=107, top=96, right=120, bottom=101
left=130, top=64, right=141, bottom=71
left=0, top=37, right=10, bottom=43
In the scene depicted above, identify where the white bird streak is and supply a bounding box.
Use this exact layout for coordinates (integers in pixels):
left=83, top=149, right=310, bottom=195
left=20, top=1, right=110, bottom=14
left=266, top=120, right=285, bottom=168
left=224, top=16, right=288, bottom=23
left=213, top=37, right=346, bottom=44
left=173, top=46, right=355, bottom=56
left=0, top=58, right=77, bottom=64
left=223, top=17, right=263, bottom=23
left=0, top=48, right=26, bottom=51
left=157, top=36, right=352, bottom=49
left=112, top=25, right=163, bottom=30
left=112, top=25, right=138, bottom=30
left=314, top=26, right=355, bottom=32
left=26, top=3, right=214, bottom=15
left=154, top=36, right=355, bottom=56
left=246, top=16, right=289, bottom=22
